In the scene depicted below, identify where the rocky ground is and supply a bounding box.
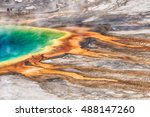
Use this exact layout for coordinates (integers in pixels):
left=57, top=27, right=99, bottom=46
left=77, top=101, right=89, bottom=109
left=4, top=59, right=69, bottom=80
left=0, top=0, right=150, bottom=99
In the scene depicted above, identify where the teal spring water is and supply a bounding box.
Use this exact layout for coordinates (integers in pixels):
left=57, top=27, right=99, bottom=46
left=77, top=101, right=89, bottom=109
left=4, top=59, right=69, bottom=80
left=0, top=26, right=65, bottom=63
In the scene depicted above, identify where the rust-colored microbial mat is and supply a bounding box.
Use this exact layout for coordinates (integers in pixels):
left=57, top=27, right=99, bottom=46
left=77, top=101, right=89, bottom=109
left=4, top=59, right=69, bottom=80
left=0, top=26, right=150, bottom=91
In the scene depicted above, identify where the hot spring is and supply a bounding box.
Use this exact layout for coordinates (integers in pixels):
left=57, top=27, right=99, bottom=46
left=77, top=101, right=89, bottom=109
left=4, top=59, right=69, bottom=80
left=0, top=25, right=68, bottom=67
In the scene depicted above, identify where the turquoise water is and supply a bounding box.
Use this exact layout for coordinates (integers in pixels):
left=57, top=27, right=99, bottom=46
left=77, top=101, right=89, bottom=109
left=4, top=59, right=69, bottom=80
left=0, top=26, right=65, bottom=63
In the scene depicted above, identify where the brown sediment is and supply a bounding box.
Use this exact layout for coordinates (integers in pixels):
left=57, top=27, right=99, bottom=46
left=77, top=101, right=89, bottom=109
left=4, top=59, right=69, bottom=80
left=0, top=26, right=150, bottom=91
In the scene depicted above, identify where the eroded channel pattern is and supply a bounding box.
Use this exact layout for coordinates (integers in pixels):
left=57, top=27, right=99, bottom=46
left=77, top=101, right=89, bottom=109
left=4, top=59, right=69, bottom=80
left=0, top=26, right=150, bottom=92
